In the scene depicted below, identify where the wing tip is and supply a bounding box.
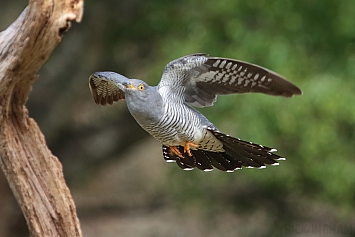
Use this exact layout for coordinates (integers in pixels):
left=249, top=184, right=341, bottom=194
left=89, top=72, right=126, bottom=106
left=284, top=86, right=303, bottom=97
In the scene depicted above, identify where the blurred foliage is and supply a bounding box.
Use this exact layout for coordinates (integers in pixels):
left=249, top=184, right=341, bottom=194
left=1, top=0, right=355, bottom=236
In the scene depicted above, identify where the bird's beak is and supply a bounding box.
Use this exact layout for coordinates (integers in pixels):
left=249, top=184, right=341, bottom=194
left=122, top=82, right=136, bottom=89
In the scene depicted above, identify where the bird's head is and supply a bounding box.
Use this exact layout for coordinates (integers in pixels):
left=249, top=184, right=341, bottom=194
left=121, top=79, right=162, bottom=112
left=121, top=79, right=151, bottom=97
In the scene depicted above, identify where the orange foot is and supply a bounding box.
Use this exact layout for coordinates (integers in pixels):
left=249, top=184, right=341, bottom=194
left=169, top=146, right=183, bottom=158
left=184, top=141, right=199, bottom=157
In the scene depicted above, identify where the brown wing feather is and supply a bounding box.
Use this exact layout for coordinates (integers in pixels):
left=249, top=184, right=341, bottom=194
left=197, top=58, right=302, bottom=97
left=186, top=57, right=302, bottom=107
left=89, top=76, right=125, bottom=106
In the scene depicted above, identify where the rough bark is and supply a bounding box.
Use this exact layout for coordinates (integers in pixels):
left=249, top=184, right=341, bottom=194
left=0, top=0, right=84, bottom=236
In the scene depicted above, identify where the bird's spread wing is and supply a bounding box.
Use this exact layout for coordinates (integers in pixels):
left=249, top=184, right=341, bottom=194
left=89, top=72, right=127, bottom=105
left=158, top=54, right=302, bottom=108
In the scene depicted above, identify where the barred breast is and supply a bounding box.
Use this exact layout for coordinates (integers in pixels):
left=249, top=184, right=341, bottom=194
left=148, top=101, right=200, bottom=145
left=147, top=86, right=224, bottom=151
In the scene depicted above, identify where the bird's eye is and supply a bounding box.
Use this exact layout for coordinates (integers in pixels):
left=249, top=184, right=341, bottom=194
left=138, top=84, right=145, bottom=91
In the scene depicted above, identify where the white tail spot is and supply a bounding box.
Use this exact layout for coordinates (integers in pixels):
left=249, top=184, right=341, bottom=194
left=166, top=160, right=176, bottom=163
left=277, top=157, right=286, bottom=161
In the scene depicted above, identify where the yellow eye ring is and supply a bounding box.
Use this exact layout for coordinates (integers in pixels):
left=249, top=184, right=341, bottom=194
left=137, top=84, right=145, bottom=91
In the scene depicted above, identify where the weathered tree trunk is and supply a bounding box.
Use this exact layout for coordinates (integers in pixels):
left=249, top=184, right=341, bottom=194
left=0, top=0, right=84, bottom=236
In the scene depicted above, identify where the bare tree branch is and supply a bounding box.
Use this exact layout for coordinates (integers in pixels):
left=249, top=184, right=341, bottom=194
left=0, top=0, right=84, bottom=236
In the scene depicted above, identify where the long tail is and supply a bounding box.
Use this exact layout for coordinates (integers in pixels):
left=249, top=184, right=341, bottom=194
left=162, top=129, right=285, bottom=172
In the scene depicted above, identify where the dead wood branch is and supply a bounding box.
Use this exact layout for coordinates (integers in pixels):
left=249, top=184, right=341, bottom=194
left=0, top=0, right=84, bottom=236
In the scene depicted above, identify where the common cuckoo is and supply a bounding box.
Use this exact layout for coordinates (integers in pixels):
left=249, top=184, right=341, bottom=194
left=89, top=53, right=301, bottom=172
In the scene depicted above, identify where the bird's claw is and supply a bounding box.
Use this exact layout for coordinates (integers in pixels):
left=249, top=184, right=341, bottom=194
left=169, top=142, right=199, bottom=158
left=184, top=141, right=199, bottom=157
left=169, top=146, right=183, bottom=158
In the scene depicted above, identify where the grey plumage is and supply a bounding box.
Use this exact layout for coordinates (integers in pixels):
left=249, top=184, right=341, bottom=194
left=89, top=53, right=301, bottom=172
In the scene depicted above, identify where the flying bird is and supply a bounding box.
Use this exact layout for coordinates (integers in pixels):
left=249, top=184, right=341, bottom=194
left=89, top=53, right=301, bottom=172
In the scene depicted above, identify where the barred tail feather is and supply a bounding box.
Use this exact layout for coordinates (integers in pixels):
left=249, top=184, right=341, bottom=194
left=209, top=129, right=284, bottom=168
left=162, top=130, right=284, bottom=172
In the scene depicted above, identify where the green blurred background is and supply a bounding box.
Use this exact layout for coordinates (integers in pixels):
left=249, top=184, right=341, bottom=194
left=1, top=0, right=355, bottom=236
